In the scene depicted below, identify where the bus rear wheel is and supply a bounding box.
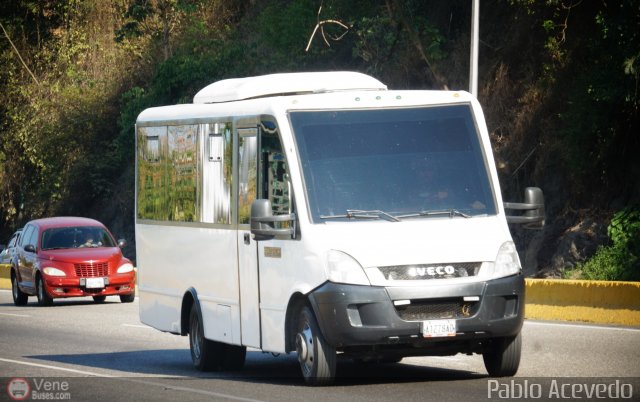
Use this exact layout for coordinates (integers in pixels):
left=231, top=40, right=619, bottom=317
left=188, top=305, right=246, bottom=371
left=189, top=305, right=223, bottom=371
left=295, top=305, right=336, bottom=385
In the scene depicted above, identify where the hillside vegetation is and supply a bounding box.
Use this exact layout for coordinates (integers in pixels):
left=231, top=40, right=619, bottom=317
left=1, top=0, right=638, bottom=279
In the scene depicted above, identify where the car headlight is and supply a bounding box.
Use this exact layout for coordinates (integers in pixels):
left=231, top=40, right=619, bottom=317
left=480, top=241, right=522, bottom=279
left=43, top=267, right=66, bottom=277
left=326, top=250, right=370, bottom=285
left=117, top=263, right=134, bottom=273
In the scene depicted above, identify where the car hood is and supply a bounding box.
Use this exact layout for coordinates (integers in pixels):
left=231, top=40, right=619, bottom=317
left=38, top=248, right=123, bottom=264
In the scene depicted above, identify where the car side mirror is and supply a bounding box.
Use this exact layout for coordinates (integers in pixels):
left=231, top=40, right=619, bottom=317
left=24, top=244, right=36, bottom=253
left=504, top=187, right=545, bottom=229
left=118, top=239, right=127, bottom=249
left=250, top=199, right=296, bottom=241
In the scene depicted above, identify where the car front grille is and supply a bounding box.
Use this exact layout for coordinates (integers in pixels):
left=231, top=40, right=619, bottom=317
left=394, top=298, right=478, bottom=320
left=75, top=262, right=109, bottom=277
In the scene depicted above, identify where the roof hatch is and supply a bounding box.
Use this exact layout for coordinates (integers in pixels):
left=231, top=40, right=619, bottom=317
left=193, top=71, right=387, bottom=104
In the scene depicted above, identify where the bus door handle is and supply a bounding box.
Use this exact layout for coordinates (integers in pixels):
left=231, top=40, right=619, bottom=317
left=244, top=232, right=251, bottom=245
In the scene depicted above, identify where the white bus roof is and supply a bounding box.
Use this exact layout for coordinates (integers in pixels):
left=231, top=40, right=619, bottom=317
left=193, top=71, right=387, bottom=104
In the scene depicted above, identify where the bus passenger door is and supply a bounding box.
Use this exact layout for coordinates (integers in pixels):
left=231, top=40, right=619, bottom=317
left=237, top=128, right=261, bottom=348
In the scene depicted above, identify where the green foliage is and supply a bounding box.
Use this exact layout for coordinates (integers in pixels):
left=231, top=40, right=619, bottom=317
left=1, top=0, right=638, bottom=270
left=571, top=208, right=640, bottom=281
left=254, top=0, right=317, bottom=70
left=608, top=208, right=640, bottom=256
left=555, top=1, right=639, bottom=198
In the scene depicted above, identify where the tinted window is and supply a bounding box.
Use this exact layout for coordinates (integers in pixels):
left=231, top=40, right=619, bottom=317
left=41, top=226, right=116, bottom=250
left=290, top=105, right=496, bottom=222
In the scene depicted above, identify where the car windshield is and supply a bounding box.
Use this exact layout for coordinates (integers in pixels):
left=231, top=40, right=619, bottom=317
left=41, top=226, right=116, bottom=250
left=289, top=104, right=497, bottom=223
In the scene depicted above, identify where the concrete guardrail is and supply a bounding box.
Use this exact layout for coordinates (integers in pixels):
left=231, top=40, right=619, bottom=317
left=1, top=264, right=638, bottom=326
left=525, top=278, right=640, bottom=326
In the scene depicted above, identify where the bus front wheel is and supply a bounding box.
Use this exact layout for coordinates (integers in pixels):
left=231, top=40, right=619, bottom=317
left=483, top=331, right=522, bottom=377
left=295, top=305, right=336, bottom=385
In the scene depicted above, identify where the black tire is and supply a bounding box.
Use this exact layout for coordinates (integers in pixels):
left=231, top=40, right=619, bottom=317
left=11, top=271, right=28, bottom=306
left=483, top=331, right=522, bottom=377
left=222, top=344, right=246, bottom=371
left=93, top=295, right=107, bottom=303
left=295, top=305, right=336, bottom=385
left=36, top=274, right=53, bottom=307
left=120, top=293, right=135, bottom=303
left=189, top=305, right=223, bottom=371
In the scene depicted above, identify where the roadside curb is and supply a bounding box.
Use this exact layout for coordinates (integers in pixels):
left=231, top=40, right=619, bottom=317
left=1, top=264, right=638, bottom=326
left=0, top=264, right=9, bottom=290
left=524, top=278, right=640, bottom=326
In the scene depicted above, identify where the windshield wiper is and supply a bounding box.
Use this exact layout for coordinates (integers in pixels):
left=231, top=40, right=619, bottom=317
left=396, top=209, right=471, bottom=219
left=320, top=209, right=401, bottom=222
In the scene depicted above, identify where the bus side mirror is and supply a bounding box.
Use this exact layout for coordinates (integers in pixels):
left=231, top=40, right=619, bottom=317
left=504, top=187, right=545, bottom=229
left=250, top=199, right=296, bottom=241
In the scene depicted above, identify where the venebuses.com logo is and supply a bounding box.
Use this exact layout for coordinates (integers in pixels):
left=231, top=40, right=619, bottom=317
left=6, top=378, right=30, bottom=401
left=5, top=378, right=71, bottom=401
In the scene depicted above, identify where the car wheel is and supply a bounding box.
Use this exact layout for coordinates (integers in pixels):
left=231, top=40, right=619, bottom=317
left=11, top=271, right=28, bottom=306
left=189, top=305, right=223, bottom=371
left=295, top=305, right=336, bottom=385
left=483, top=331, right=522, bottom=377
left=36, top=274, right=53, bottom=307
left=119, top=293, right=135, bottom=303
left=93, top=295, right=107, bottom=303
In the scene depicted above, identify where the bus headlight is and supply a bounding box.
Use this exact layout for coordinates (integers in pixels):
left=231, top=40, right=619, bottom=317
left=480, top=241, right=522, bottom=279
left=326, top=250, right=370, bottom=286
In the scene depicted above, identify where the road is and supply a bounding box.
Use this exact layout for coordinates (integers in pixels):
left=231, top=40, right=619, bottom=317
left=0, top=290, right=639, bottom=401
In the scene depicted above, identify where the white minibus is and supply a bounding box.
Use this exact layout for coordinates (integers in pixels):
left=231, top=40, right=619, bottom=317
left=135, top=71, right=544, bottom=385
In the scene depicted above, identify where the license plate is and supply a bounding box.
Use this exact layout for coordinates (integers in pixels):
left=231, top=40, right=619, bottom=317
left=85, top=277, right=105, bottom=289
left=422, top=319, right=457, bottom=338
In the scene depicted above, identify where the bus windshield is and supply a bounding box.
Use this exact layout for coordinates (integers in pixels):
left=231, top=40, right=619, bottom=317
left=289, top=104, right=497, bottom=223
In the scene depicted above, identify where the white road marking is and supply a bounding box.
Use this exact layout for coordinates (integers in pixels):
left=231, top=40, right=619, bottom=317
left=0, top=357, right=113, bottom=377
left=0, top=312, right=30, bottom=317
left=525, top=320, right=640, bottom=332
left=121, top=323, right=153, bottom=329
left=0, top=357, right=264, bottom=402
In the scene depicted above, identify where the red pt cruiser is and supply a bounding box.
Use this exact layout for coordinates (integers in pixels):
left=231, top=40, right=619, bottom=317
left=11, top=217, right=136, bottom=306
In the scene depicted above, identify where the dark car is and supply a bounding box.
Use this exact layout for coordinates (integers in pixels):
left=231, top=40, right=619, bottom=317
left=11, top=217, right=135, bottom=306
left=1, top=229, right=22, bottom=266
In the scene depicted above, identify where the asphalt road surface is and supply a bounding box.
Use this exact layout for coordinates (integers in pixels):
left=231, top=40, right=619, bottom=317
left=1, top=290, right=639, bottom=401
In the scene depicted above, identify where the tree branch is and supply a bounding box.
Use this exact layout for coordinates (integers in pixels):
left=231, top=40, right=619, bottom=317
left=305, top=3, right=351, bottom=52
left=0, top=22, right=39, bottom=85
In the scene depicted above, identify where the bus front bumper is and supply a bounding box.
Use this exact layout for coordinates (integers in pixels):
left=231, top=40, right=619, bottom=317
left=307, top=274, right=524, bottom=349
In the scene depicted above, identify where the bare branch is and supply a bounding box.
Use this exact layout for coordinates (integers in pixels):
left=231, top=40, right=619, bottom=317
left=0, top=22, right=39, bottom=85
left=305, top=3, right=351, bottom=52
